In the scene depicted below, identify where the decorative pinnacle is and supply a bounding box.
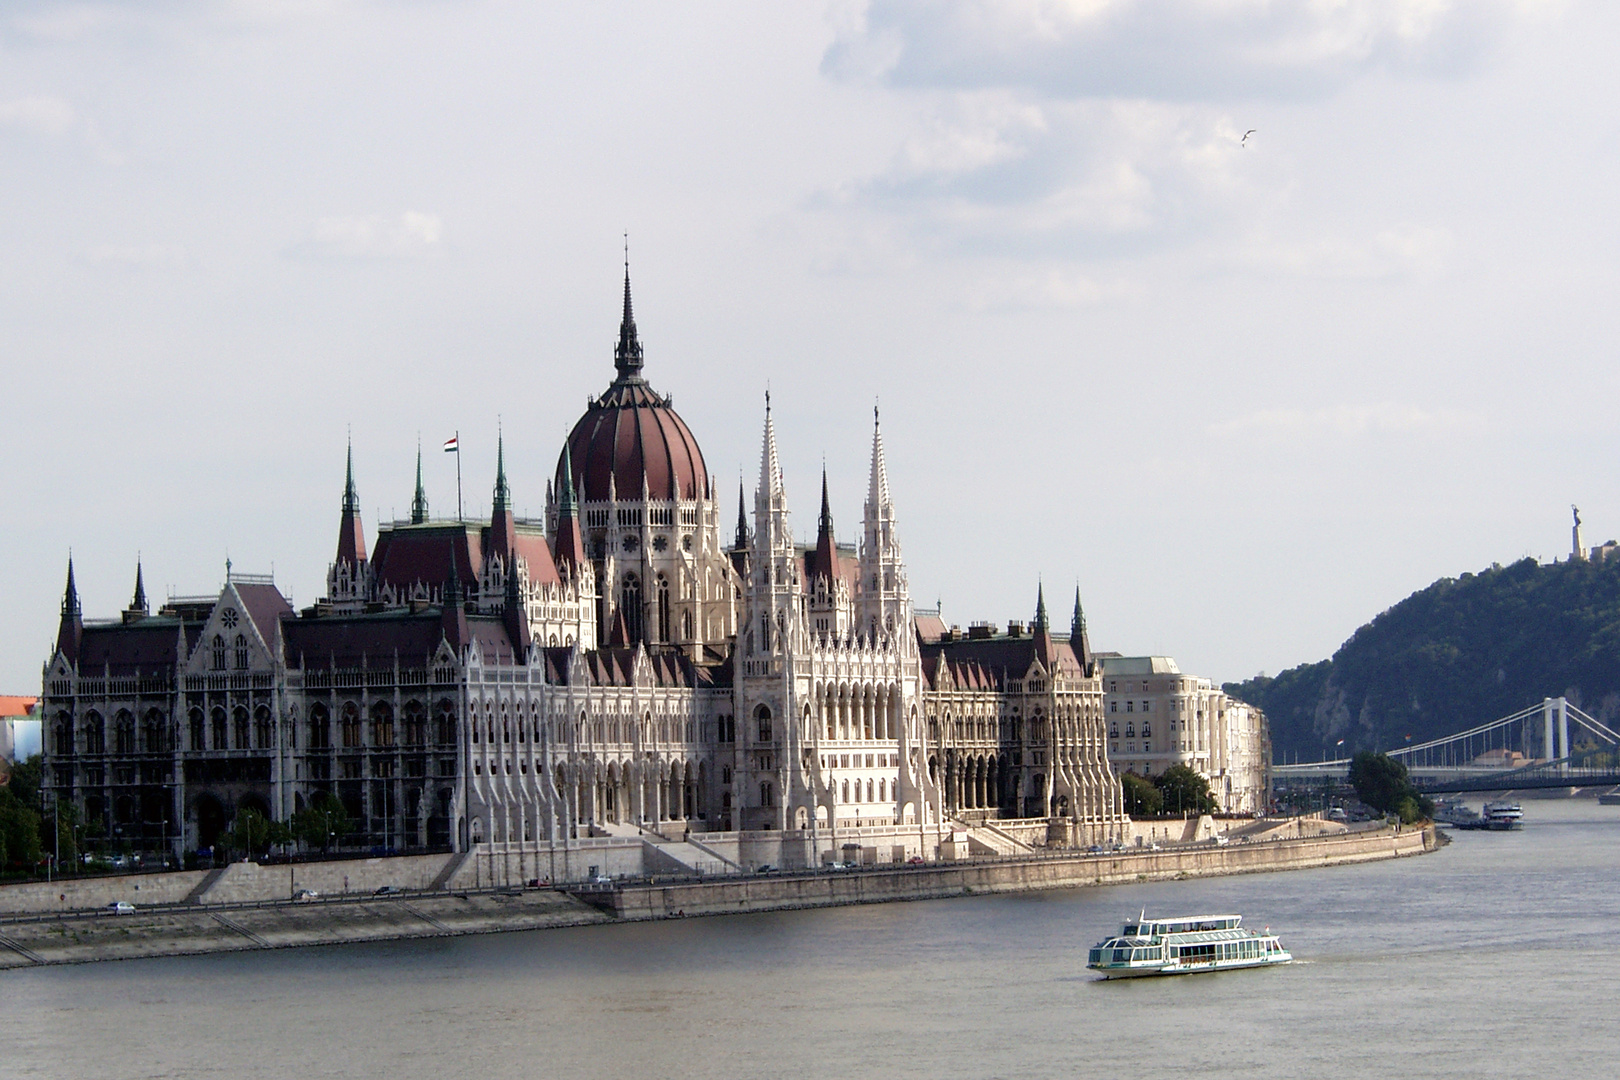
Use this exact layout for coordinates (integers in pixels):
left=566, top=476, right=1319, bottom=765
left=819, top=467, right=834, bottom=539
left=132, top=560, right=147, bottom=612
left=411, top=439, right=429, bottom=524
left=613, top=254, right=644, bottom=382
left=62, top=557, right=80, bottom=617
left=1034, top=581, right=1049, bottom=631
left=557, top=441, right=579, bottom=517
left=342, top=439, right=360, bottom=515
left=493, top=427, right=510, bottom=511
left=1071, top=585, right=1087, bottom=638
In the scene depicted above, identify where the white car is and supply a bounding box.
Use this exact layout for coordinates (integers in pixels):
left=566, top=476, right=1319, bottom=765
left=106, top=901, right=135, bottom=914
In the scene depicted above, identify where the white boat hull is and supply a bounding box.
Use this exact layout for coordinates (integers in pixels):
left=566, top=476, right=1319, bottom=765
left=1093, top=954, right=1293, bottom=979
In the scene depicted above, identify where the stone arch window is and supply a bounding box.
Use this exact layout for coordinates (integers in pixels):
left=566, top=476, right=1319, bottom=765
left=234, top=633, right=249, bottom=670
left=434, top=700, right=457, bottom=745
left=340, top=702, right=362, bottom=748
left=83, top=711, right=105, bottom=755
left=189, top=708, right=205, bottom=751
left=760, top=780, right=774, bottom=808
left=621, top=572, right=642, bottom=641
left=1110, top=722, right=1120, bottom=738
left=879, top=778, right=887, bottom=802
left=866, top=779, right=874, bottom=802
left=404, top=701, right=427, bottom=746
left=233, top=705, right=250, bottom=749
left=143, top=709, right=166, bottom=754
left=308, top=704, right=331, bottom=750
left=211, top=634, right=226, bottom=671
left=1125, top=723, right=1135, bottom=739
left=655, top=573, right=671, bottom=642
left=54, top=712, right=75, bottom=756
left=682, top=608, right=693, bottom=641
left=254, top=705, right=273, bottom=749
left=1141, top=722, right=1151, bottom=739
left=755, top=704, right=772, bottom=743
left=211, top=706, right=227, bottom=749
left=369, top=705, right=393, bottom=748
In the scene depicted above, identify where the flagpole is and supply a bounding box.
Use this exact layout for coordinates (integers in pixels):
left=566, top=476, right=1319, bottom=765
left=455, top=429, right=463, bottom=523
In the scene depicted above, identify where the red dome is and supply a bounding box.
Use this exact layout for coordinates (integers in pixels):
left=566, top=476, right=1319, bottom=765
left=556, top=272, right=708, bottom=504
left=559, top=380, right=709, bottom=503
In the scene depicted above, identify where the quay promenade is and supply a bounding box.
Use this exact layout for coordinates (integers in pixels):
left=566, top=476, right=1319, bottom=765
left=0, top=822, right=1439, bottom=968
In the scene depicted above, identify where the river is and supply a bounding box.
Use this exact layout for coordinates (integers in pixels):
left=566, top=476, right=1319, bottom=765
left=4, top=798, right=1617, bottom=1079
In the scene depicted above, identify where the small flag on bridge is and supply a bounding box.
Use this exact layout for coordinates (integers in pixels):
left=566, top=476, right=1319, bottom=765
left=443, top=435, right=459, bottom=453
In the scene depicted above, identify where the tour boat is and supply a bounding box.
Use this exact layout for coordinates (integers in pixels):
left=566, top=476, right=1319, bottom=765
left=1087, top=912, right=1292, bottom=979
left=1483, top=800, right=1523, bottom=823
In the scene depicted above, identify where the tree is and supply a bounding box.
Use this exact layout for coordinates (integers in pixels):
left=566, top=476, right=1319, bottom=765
left=43, top=801, right=80, bottom=872
left=291, top=792, right=352, bottom=853
left=0, top=787, right=42, bottom=871
left=1154, top=765, right=1217, bottom=816
left=1348, top=751, right=1434, bottom=823
left=225, top=807, right=272, bottom=858
left=1120, top=772, right=1163, bottom=816
left=7, top=754, right=42, bottom=812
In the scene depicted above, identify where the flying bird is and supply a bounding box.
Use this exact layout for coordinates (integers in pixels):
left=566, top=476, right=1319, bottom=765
left=1241, top=129, right=1257, bottom=146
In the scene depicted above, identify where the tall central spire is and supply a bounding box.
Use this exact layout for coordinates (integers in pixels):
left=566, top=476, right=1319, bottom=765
left=411, top=441, right=429, bottom=524
left=613, top=255, right=644, bottom=383
left=492, top=428, right=511, bottom=512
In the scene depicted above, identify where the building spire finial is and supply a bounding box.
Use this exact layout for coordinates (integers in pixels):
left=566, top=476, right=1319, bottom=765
left=1034, top=580, right=1049, bottom=631
left=343, top=436, right=360, bottom=514
left=493, top=424, right=510, bottom=512
left=614, top=242, right=644, bottom=382
left=62, top=555, right=80, bottom=617
left=131, top=558, right=148, bottom=614
left=411, top=437, right=429, bottom=524
left=558, top=440, right=578, bottom=517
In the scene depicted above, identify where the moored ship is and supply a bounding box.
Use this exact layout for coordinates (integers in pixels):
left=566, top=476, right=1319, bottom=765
left=1087, top=913, right=1292, bottom=979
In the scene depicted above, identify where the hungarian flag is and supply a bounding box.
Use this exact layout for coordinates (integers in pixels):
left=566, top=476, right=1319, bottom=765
left=443, top=435, right=458, bottom=453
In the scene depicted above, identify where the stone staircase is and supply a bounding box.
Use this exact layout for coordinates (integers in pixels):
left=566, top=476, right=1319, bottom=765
left=957, top=819, right=1035, bottom=857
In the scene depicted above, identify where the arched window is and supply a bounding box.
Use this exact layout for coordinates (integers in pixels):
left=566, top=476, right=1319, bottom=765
left=308, top=704, right=331, bottom=750
left=254, top=706, right=273, bottom=748
left=211, top=707, right=227, bottom=750
left=54, top=713, right=74, bottom=756
left=682, top=609, right=693, bottom=641
left=434, top=700, right=456, bottom=746
left=143, top=710, right=165, bottom=754
left=340, top=703, right=362, bottom=748
left=189, top=708, right=205, bottom=751
left=760, top=781, right=774, bottom=808
left=211, top=634, right=226, bottom=671
left=234, top=634, right=249, bottom=670
left=866, top=779, right=874, bottom=802
left=620, top=573, right=642, bottom=642
left=755, top=704, right=772, bottom=743
left=233, top=706, right=250, bottom=749
left=83, top=711, right=105, bottom=755
left=655, top=573, right=671, bottom=642
left=404, top=701, right=427, bottom=746
left=371, top=702, right=394, bottom=747
left=840, top=778, right=849, bottom=803
left=1141, top=722, right=1151, bottom=739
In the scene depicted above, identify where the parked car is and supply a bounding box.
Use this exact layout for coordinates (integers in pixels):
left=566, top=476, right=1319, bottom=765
left=374, top=885, right=400, bottom=896
left=906, top=856, right=925, bottom=865
left=293, top=889, right=320, bottom=901
left=106, top=901, right=135, bottom=914
left=755, top=864, right=777, bottom=874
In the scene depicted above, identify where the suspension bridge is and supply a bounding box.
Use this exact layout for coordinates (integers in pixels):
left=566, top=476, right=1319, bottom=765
left=1272, top=697, right=1620, bottom=794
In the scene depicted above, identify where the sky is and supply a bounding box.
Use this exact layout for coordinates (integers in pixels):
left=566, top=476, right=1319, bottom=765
left=4, top=0, right=1619, bottom=697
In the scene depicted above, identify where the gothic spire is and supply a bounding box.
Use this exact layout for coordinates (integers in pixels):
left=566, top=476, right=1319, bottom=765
left=734, top=479, right=749, bottom=549
left=867, top=404, right=891, bottom=512
left=613, top=260, right=644, bottom=383
left=818, top=467, right=834, bottom=540
left=1034, top=581, right=1049, bottom=631
left=492, top=428, right=511, bottom=513
left=61, top=557, right=80, bottom=618
left=342, top=439, right=360, bottom=515
left=1070, top=585, right=1094, bottom=677
left=131, top=560, right=147, bottom=614
left=758, top=393, right=784, bottom=505
left=411, top=441, right=429, bottom=524
left=557, top=441, right=578, bottom=518
left=56, top=556, right=82, bottom=662
left=335, top=441, right=367, bottom=567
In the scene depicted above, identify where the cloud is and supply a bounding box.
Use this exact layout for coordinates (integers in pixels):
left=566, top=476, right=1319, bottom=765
left=292, top=211, right=445, bottom=261
left=826, top=0, right=1548, bottom=101
left=0, top=95, right=77, bottom=136
left=85, top=243, right=189, bottom=270
left=1208, top=402, right=1484, bottom=439
left=1234, top=224, right=1455, bottom=280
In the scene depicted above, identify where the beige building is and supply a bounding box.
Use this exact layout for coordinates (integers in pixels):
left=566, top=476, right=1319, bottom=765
left=1098, top=656, right=1270, bottom=814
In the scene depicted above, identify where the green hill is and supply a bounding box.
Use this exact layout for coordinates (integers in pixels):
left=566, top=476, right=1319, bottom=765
left=1224, top=555, right=1620, bottom=761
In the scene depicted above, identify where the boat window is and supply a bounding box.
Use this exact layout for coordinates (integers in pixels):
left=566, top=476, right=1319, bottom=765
left=1123, top=925, right=1138, bottom=936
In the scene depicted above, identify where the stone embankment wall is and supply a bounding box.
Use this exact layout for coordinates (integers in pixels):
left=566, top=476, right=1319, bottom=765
left=590, top=824, right=1438, bottom=921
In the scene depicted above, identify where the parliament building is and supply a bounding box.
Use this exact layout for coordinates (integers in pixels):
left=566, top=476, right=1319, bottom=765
left=38, top=274, right=1157, bottom=880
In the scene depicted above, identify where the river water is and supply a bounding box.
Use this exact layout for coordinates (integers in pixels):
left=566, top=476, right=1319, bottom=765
left=4, top=798, right=1618, bottom=1079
